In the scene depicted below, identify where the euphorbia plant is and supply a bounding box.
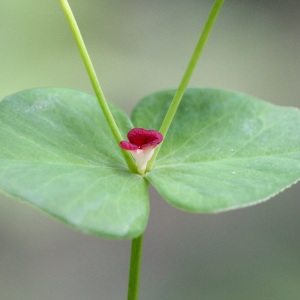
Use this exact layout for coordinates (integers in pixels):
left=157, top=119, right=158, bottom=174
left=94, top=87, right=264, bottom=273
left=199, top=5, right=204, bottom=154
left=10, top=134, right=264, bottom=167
left=1, top=0, right=300, bottom=299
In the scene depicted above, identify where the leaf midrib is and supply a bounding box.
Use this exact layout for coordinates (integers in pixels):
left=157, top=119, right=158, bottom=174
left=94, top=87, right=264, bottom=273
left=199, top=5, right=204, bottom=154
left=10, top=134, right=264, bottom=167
left=154, top=150, right=300, bottom=169
left=0, top=159, right=128, bottom=170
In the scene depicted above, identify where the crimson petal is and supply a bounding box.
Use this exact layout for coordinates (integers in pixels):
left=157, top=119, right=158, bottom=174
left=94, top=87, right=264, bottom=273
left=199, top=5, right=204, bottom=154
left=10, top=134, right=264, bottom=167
left=127, top=128, right=163, bottom=148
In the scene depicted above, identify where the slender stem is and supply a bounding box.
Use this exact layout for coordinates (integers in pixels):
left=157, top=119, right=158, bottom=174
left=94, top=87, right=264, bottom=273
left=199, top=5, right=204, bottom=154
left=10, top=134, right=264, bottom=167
left=146, top=0, right=225, bottom=172
left=127, top=234, right=144, bottom=300
left=58, top=0, right=137, bottom=173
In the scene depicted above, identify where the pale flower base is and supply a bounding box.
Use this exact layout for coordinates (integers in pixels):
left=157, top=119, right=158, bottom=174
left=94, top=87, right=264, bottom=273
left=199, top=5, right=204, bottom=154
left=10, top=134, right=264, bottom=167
left=130, top=146, right=156, bottom=172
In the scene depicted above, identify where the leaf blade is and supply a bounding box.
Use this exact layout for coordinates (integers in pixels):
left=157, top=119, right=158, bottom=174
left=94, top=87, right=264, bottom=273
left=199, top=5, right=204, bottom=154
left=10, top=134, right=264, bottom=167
left=132, top=88, right=300, bottom=212
left=0, top=88, right=148, bottom=238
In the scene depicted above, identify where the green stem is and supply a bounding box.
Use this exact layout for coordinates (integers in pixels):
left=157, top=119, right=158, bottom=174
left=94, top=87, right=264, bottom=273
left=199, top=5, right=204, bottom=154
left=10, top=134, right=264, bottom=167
left=58, top=0, right=137, bottom=173
left=146, top=0, right=225, bottom=172
left=127, top=234, right=144, bottom=300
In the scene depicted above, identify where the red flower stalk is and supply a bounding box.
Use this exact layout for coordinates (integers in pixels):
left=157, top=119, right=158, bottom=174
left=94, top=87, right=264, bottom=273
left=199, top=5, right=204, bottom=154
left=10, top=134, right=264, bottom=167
left=120, top=128, right=163, bottom=171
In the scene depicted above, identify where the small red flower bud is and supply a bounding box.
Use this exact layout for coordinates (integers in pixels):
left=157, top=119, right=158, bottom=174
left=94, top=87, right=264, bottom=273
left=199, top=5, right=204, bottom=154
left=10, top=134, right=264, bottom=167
left=120, top=128, right=163, bottom=171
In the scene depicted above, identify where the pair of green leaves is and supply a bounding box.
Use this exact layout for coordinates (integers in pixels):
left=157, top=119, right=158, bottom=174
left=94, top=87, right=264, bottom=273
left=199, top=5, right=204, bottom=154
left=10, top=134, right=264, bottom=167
left=1, top=88, right=300, bottom=238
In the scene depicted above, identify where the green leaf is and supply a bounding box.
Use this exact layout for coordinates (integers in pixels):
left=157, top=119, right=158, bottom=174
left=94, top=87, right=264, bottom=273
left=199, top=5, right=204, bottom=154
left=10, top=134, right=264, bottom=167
left=132, top=88, right=300, bottom=213
left=0, top=88, right=148, bottom=238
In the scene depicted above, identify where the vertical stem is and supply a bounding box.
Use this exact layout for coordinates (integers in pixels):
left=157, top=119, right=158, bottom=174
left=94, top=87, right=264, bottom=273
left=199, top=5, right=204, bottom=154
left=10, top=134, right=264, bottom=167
left=146, top=0, right=225, bottom=172
left=127, top=234, right=144, bottom=300
left=58, top=0, right=137, bottom=173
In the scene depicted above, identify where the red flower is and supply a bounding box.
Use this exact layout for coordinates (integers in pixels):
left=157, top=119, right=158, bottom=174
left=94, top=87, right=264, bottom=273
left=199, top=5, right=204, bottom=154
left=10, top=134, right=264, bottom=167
left=120, top=128, right=163, bottom=171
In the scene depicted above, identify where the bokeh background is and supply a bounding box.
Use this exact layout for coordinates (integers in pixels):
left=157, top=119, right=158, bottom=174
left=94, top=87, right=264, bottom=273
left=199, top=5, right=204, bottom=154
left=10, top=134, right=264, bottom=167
left=1, top=0, right=300, bottom=299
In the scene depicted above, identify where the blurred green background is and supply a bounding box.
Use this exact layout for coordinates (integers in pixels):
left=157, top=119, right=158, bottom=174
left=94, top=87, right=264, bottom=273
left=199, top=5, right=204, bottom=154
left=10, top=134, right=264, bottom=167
left=1, top=0, right=300, bottom=299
